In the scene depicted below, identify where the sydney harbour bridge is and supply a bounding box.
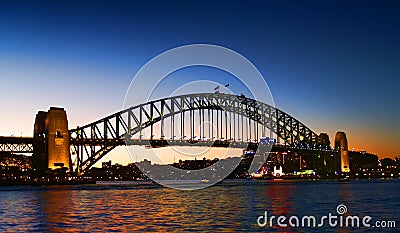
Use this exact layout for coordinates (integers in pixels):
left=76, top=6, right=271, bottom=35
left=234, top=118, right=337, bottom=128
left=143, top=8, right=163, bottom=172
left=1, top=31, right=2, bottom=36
left=0, top=93, right=350, bottom=175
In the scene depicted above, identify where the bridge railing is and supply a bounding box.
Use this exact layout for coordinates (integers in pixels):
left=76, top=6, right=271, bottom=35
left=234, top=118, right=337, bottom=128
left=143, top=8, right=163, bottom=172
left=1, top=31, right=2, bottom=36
left=0, top=137, right=34, bottom=153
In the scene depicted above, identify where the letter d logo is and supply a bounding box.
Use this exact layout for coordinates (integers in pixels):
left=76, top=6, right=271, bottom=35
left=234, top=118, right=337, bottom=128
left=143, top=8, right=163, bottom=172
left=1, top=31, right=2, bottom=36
left=257, top=211, right=268, bottom=227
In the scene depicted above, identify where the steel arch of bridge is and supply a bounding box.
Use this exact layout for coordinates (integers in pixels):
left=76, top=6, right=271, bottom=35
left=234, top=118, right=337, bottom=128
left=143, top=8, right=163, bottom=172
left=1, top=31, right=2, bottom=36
left=69, top=93, right=326, bottom=173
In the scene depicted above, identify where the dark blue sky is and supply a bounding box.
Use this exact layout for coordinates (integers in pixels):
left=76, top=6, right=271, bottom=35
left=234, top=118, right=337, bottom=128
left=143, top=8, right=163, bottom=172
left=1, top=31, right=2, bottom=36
left=0, top=0, right=399, bottom=158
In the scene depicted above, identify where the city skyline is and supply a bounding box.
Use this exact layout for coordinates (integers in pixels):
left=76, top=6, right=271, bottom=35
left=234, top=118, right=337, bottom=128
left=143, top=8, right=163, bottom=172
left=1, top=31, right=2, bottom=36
left=0, top=0, right=399, bottom=160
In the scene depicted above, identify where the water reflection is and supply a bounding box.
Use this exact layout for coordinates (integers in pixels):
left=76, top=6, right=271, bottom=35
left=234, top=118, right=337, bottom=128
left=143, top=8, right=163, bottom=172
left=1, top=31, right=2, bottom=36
left=0, top=179, right=399, bottom=232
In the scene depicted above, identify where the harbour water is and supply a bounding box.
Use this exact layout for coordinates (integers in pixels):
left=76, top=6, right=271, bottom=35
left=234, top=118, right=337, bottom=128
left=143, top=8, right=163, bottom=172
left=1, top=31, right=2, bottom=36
left=1, top=179, right=399, bottom=232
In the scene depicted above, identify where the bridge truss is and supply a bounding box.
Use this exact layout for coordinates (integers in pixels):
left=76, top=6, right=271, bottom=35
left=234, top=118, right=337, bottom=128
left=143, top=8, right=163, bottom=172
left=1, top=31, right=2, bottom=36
left=69, top=93, right=328, bottom=173
left=0, top=137, right=34, bottom=153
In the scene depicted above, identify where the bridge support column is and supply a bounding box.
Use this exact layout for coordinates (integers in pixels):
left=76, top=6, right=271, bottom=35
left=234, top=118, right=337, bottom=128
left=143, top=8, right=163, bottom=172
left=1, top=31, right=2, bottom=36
left=33, top=111, right=47, bottom=174
left=334, top=131, right=350, bottom=173
left=33, top=107, right=71, bottom=173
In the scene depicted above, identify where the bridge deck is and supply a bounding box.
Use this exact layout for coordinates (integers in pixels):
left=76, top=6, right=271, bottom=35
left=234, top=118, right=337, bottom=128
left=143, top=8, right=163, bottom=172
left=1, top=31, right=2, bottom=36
left=70, top=138, right=271, bottom=150
left=0, top=136, right=34, bottom=153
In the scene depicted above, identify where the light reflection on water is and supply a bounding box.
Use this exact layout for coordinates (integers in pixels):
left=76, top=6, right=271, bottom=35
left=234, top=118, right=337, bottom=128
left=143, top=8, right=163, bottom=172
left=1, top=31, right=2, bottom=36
left=0, top=179, right=399, bottom=232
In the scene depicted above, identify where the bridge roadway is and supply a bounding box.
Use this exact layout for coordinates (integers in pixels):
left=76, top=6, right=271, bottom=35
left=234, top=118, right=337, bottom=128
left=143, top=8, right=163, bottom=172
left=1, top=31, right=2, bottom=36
left=0, top=136, right=34, bottom=153
left=0, top=136, right=330, bottom=154
left=70, top=138, right=332, bottom=152
left=70, top=138, right=271, bottom=150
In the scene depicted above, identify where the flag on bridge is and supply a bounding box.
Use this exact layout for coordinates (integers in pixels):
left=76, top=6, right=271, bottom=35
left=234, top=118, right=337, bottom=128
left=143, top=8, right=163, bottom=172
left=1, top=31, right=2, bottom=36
left=214, top=85, right=219, bottom=93
left=225, top=83, right=230, bottom=87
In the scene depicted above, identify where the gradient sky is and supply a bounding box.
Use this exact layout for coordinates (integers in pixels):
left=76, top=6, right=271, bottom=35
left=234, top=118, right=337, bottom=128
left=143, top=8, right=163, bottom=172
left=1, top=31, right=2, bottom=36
left=0, top=0, right=399, bottom=162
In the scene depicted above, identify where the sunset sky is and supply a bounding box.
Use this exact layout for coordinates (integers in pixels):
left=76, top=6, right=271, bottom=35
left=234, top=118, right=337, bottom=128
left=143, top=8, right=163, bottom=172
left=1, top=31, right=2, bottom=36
left=0, top=0, right=399, bottom=163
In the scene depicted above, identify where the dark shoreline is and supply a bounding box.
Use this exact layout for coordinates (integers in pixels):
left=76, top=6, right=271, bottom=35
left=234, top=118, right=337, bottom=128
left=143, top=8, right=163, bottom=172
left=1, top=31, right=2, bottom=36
left=0, top=179, right=96, bottom=186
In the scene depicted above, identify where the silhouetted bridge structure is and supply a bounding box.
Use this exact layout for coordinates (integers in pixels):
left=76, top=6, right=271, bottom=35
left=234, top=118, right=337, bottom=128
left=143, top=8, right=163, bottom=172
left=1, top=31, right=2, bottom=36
left=0, top=137, right=34, bottom=153
left=1, top=93, right=336, bottom=174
